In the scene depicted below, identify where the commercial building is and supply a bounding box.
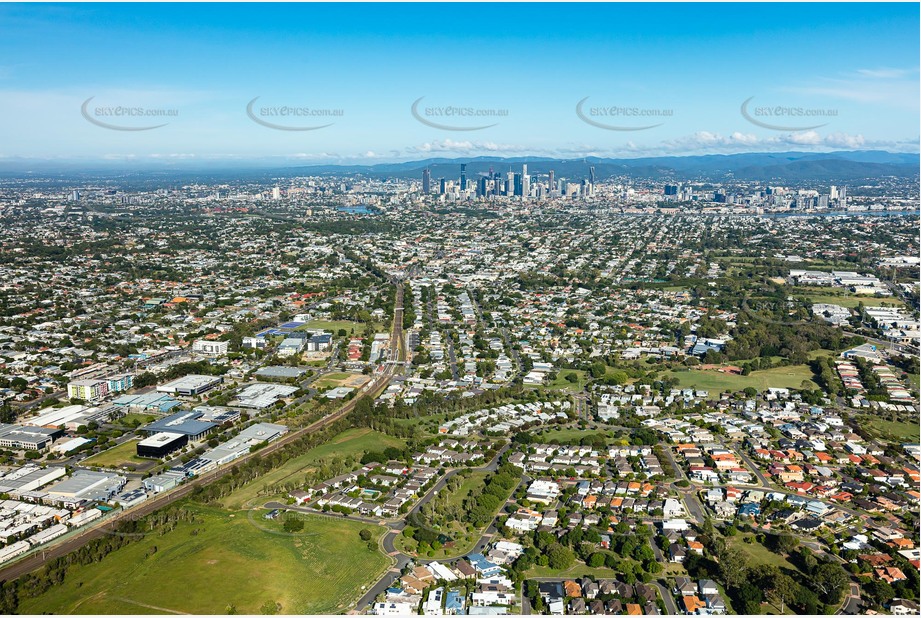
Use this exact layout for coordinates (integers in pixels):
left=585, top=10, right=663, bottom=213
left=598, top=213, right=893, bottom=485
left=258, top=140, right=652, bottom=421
left=0, top=465, right=67, bottom=495
left=254, top=366, right=307, bottom=380
left=142, top=410, right=218, bottom=440
left=45, top=470, right=126, bottom=507
left=0, top=424, right=62, bottom=451
left=232, top=383, right=298, bottom=409
left=136, top=432, right=189, bottom=458
left=201, top=422, right=288, bottom=465
left=192, top=340, right=229, bottom=356
left=156, top=374, right=223, bottom=396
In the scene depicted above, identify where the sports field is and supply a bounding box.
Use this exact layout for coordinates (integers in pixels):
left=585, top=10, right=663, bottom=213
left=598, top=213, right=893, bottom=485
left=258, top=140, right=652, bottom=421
left=18, top=504, right=388, bottom=615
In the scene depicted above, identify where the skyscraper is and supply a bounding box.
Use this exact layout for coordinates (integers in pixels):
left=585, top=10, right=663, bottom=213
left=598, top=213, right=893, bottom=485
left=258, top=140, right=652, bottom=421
left=460, top=164, right=467, bottom=191
left=272, top=186, right=281, bottom=200
left=422, top=168, right=431, bottom=194
left=521, top=164, right=529, bottom=198
left=548, top=170, right=555, bottom=194
left=439, top=178, right=446, bottom=195
left=839, top=186, right=847, bottom=206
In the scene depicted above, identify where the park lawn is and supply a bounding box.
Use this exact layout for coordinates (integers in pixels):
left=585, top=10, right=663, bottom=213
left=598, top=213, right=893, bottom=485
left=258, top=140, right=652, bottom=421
left=221, top=428, right=406, bottom=510
left=533, top=426, right=619, bottom=445
left=906, top=373, right=920, bottom=391
left=114, top=413, right=157, bottom=428
left=19, top=504, right=389, bottom=615
left=547, top=369, right=588, bottom=392
left=727, top=534, right=800, bottom=573
left=664, top=364, right=817, bottom=395
left=865, top=418, right=920, bottom=442
left=81, top=439, right=145, bottom=469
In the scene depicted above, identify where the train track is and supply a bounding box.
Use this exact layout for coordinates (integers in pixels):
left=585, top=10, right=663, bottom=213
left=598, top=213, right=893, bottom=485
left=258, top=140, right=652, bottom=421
left=0, top=284, right=405, bottom=584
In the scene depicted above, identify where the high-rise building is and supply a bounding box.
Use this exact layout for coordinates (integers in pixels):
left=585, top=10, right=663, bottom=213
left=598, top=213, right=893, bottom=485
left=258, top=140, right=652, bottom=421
left=521, top=164, right=529, bottom=197
left=460, top=164, right=467, bottom=191
left=272, top=186, right=281, bottom=200
left=829, top=185, right=838, bottom=199
left=513, top=173, right=523, bottom=196
left=839, top=186, right=847, bottom=206
left=548, top=170, right=555, bottom=194
left=422, top=168, right=431, bottom=194
left=476, top=176, right=488, bottom=197
left=439, top=178, right=447, bottom=195
left=664, top=185, right=679, bottom=196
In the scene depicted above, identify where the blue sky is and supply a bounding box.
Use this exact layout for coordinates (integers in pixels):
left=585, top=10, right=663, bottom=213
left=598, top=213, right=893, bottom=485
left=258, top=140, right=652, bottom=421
left=0, top=2, right=918, bottom=165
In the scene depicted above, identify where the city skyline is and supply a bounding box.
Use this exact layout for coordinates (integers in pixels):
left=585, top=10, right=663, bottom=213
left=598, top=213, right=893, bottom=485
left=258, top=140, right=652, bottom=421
left=0, top=2, right=918, bottom=166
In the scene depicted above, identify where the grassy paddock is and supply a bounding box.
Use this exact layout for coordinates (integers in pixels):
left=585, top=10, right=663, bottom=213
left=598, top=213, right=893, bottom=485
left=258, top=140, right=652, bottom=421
left=81, top=439, right=145, bottom=469
left=18, top=504, right=388, bottom=615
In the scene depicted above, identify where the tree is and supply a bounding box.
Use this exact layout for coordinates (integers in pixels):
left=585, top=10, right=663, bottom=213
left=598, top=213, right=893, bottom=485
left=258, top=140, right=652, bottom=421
left=282, top=518, right=304, bottom=533
left=588, top=552, right=605, bottom=567
left=811, top=562, right=850, bottom=604
left=260, top=601, right=279, bottom=615
left=359, top=528, right=373, bottom=541
left=718, top=546, right=749, bottom=589
left=546, top=543, right=575, bottom=570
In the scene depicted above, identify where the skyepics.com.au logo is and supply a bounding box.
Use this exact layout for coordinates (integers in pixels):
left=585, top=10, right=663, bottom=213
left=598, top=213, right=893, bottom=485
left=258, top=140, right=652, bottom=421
left=740, top=96, right=837, bottom=131
left=246, top=97, right=343, bottom=131
left=411, top=97, right=508, bottom=131
left=81, top=97, right=178, bottom=131
left=576, top=97, right=672, bottom=131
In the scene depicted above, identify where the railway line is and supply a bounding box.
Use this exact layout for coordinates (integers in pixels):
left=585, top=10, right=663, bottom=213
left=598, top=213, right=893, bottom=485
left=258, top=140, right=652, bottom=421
left=0, top=283, right=405, bottom=584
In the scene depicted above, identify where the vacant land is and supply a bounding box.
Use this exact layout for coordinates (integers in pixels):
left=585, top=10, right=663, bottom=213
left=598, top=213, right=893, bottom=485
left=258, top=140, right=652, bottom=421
left=222, top=428, right=405, bottom=510
left=82, top=439, right=145, bottom=469
left=665, top=365, right=817, bottom=394
left=794, top=293, right=904, bottom=308
left=298, top=319, right=388, bottom=335
left=546, top=368, right=588, bottom=392
left=864, top=418, right=920, bottom=442
left=19, top=504, right=388, bottom=615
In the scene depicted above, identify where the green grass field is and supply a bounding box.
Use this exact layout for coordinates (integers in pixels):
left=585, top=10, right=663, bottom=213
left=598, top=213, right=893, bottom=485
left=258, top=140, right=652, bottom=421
left=864, top=418, right=920, bottom=442
left=727, top=534, right=801, bottom=574
left=19, top=504, right=388, bottom=615
left=298, top=320, right=389, bottom=335
left=796, top=293, right=904, bottom=308
left=81, top=439, right=145, bottom=469
left=533, top=427, right=619, bottom=445
left=115, top=413, right=158, bottom=428
left=547, top=369, right=588, bottom=392
left=312, top=372, right=356, bottom=389
left=221, top=428, right=406, bottom=510
left=665, top=364, right=817, bottom=394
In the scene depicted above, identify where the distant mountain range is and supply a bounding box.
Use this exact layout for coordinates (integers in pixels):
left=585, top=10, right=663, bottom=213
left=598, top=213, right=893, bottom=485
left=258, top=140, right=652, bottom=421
left=0, top=150, right=917, bottom=183
left=288, top=151, right=920, bottom=182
